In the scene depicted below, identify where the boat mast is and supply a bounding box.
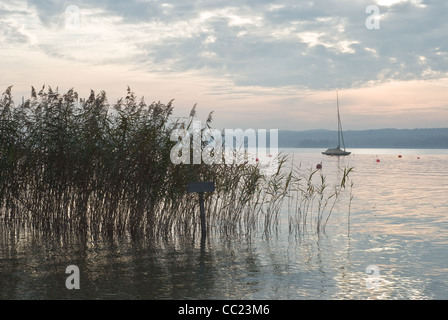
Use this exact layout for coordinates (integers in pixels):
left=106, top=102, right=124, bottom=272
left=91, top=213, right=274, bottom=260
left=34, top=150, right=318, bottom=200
left=336, top=91, right=346, bottom=151
left=337, top=91, right=341, bottom=149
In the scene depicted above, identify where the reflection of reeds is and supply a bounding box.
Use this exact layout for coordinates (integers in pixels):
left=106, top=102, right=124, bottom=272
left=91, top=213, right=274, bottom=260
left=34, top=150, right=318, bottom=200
left=0, top=86, right=352, bottom=241
left=287, top=164, right=354, bottom=236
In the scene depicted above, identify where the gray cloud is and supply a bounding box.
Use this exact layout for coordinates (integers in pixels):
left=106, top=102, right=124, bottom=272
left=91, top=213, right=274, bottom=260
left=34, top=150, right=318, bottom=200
left=16, top=0, right=448, bottom=90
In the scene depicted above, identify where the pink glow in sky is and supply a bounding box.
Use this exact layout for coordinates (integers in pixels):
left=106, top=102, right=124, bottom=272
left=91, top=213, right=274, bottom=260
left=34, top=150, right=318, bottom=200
left=1, top=0, right=447, bottom=130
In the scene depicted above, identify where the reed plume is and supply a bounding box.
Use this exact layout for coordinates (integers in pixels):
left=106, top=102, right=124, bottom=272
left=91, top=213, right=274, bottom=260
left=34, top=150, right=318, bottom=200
left=0, top=86, right=353, bottom=241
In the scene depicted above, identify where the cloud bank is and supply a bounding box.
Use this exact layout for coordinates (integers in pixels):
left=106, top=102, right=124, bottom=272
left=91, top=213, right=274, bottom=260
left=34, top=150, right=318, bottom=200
left=1, top=0, right=447, bottom=130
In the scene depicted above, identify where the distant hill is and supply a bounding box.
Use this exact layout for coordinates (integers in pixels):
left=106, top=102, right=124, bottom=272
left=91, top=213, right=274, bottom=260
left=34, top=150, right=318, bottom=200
left=278, top=128, right=448, bottom=149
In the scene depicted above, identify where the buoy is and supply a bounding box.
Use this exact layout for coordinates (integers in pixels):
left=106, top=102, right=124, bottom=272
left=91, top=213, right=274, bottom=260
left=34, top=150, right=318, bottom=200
left=398, top=155, right=402, bottom=158
left=316, top=162, right=322, bottom=169
left=417, top=157, right=420, bottom=159
left=256, top=158, right=259, bottom=162
left=376, top=159, right=380, bottom=163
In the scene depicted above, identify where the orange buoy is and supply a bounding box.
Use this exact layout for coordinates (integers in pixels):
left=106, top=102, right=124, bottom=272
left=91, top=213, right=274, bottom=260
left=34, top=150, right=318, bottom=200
left=398, top=155, right=402, bottom=158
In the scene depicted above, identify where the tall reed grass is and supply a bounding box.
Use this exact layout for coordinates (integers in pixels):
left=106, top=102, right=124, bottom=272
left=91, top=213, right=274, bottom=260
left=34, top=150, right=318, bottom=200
left=0, top=86, right=353, bottom=241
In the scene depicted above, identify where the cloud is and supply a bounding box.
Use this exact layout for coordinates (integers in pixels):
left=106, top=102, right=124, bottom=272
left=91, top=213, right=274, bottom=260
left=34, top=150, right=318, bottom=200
left=2, top=0, right=444, bottom=91
left=1, top=0, right=448, bottom=131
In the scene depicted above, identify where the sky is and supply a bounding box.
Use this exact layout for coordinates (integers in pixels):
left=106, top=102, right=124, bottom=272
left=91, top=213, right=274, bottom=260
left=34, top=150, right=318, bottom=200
left=0, top=0, right=447, bottom=131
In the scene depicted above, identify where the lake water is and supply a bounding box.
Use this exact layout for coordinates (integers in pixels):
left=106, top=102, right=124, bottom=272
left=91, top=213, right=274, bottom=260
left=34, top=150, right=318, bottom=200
left=1, top=148, right=448, bottom=300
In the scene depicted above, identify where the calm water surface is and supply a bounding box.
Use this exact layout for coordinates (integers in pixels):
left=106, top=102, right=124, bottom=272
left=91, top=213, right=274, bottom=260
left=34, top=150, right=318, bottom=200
left=1, top=148, right=448, bottom=299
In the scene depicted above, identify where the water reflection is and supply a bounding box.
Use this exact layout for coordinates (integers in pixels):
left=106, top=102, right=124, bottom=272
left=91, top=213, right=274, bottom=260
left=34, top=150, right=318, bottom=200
left=1, top=223, right=448, bottom=299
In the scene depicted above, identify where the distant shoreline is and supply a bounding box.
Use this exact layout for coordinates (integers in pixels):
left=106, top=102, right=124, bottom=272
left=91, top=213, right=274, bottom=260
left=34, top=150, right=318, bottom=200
left=277, top=128, right=448, bottom=149
left=280, top=146, right=448, bottom=150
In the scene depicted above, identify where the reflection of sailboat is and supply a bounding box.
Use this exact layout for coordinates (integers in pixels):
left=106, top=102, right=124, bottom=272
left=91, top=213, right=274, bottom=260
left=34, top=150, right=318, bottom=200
left=322, top=91, right=351, bottom=156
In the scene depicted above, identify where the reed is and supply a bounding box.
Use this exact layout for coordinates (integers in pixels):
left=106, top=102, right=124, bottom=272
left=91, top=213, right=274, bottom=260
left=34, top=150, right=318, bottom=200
left=286, top=163, right=354, bottom=236
left=0, top=86, right=353, bottom=241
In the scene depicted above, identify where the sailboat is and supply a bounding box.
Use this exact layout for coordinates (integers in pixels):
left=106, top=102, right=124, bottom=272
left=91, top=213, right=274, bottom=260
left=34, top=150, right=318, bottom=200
left=322, top=91, right=351, bottom=156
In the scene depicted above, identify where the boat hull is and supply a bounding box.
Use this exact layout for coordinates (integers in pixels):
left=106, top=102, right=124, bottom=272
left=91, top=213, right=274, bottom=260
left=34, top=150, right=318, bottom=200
left=322, top=147, right=351, bottom=156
